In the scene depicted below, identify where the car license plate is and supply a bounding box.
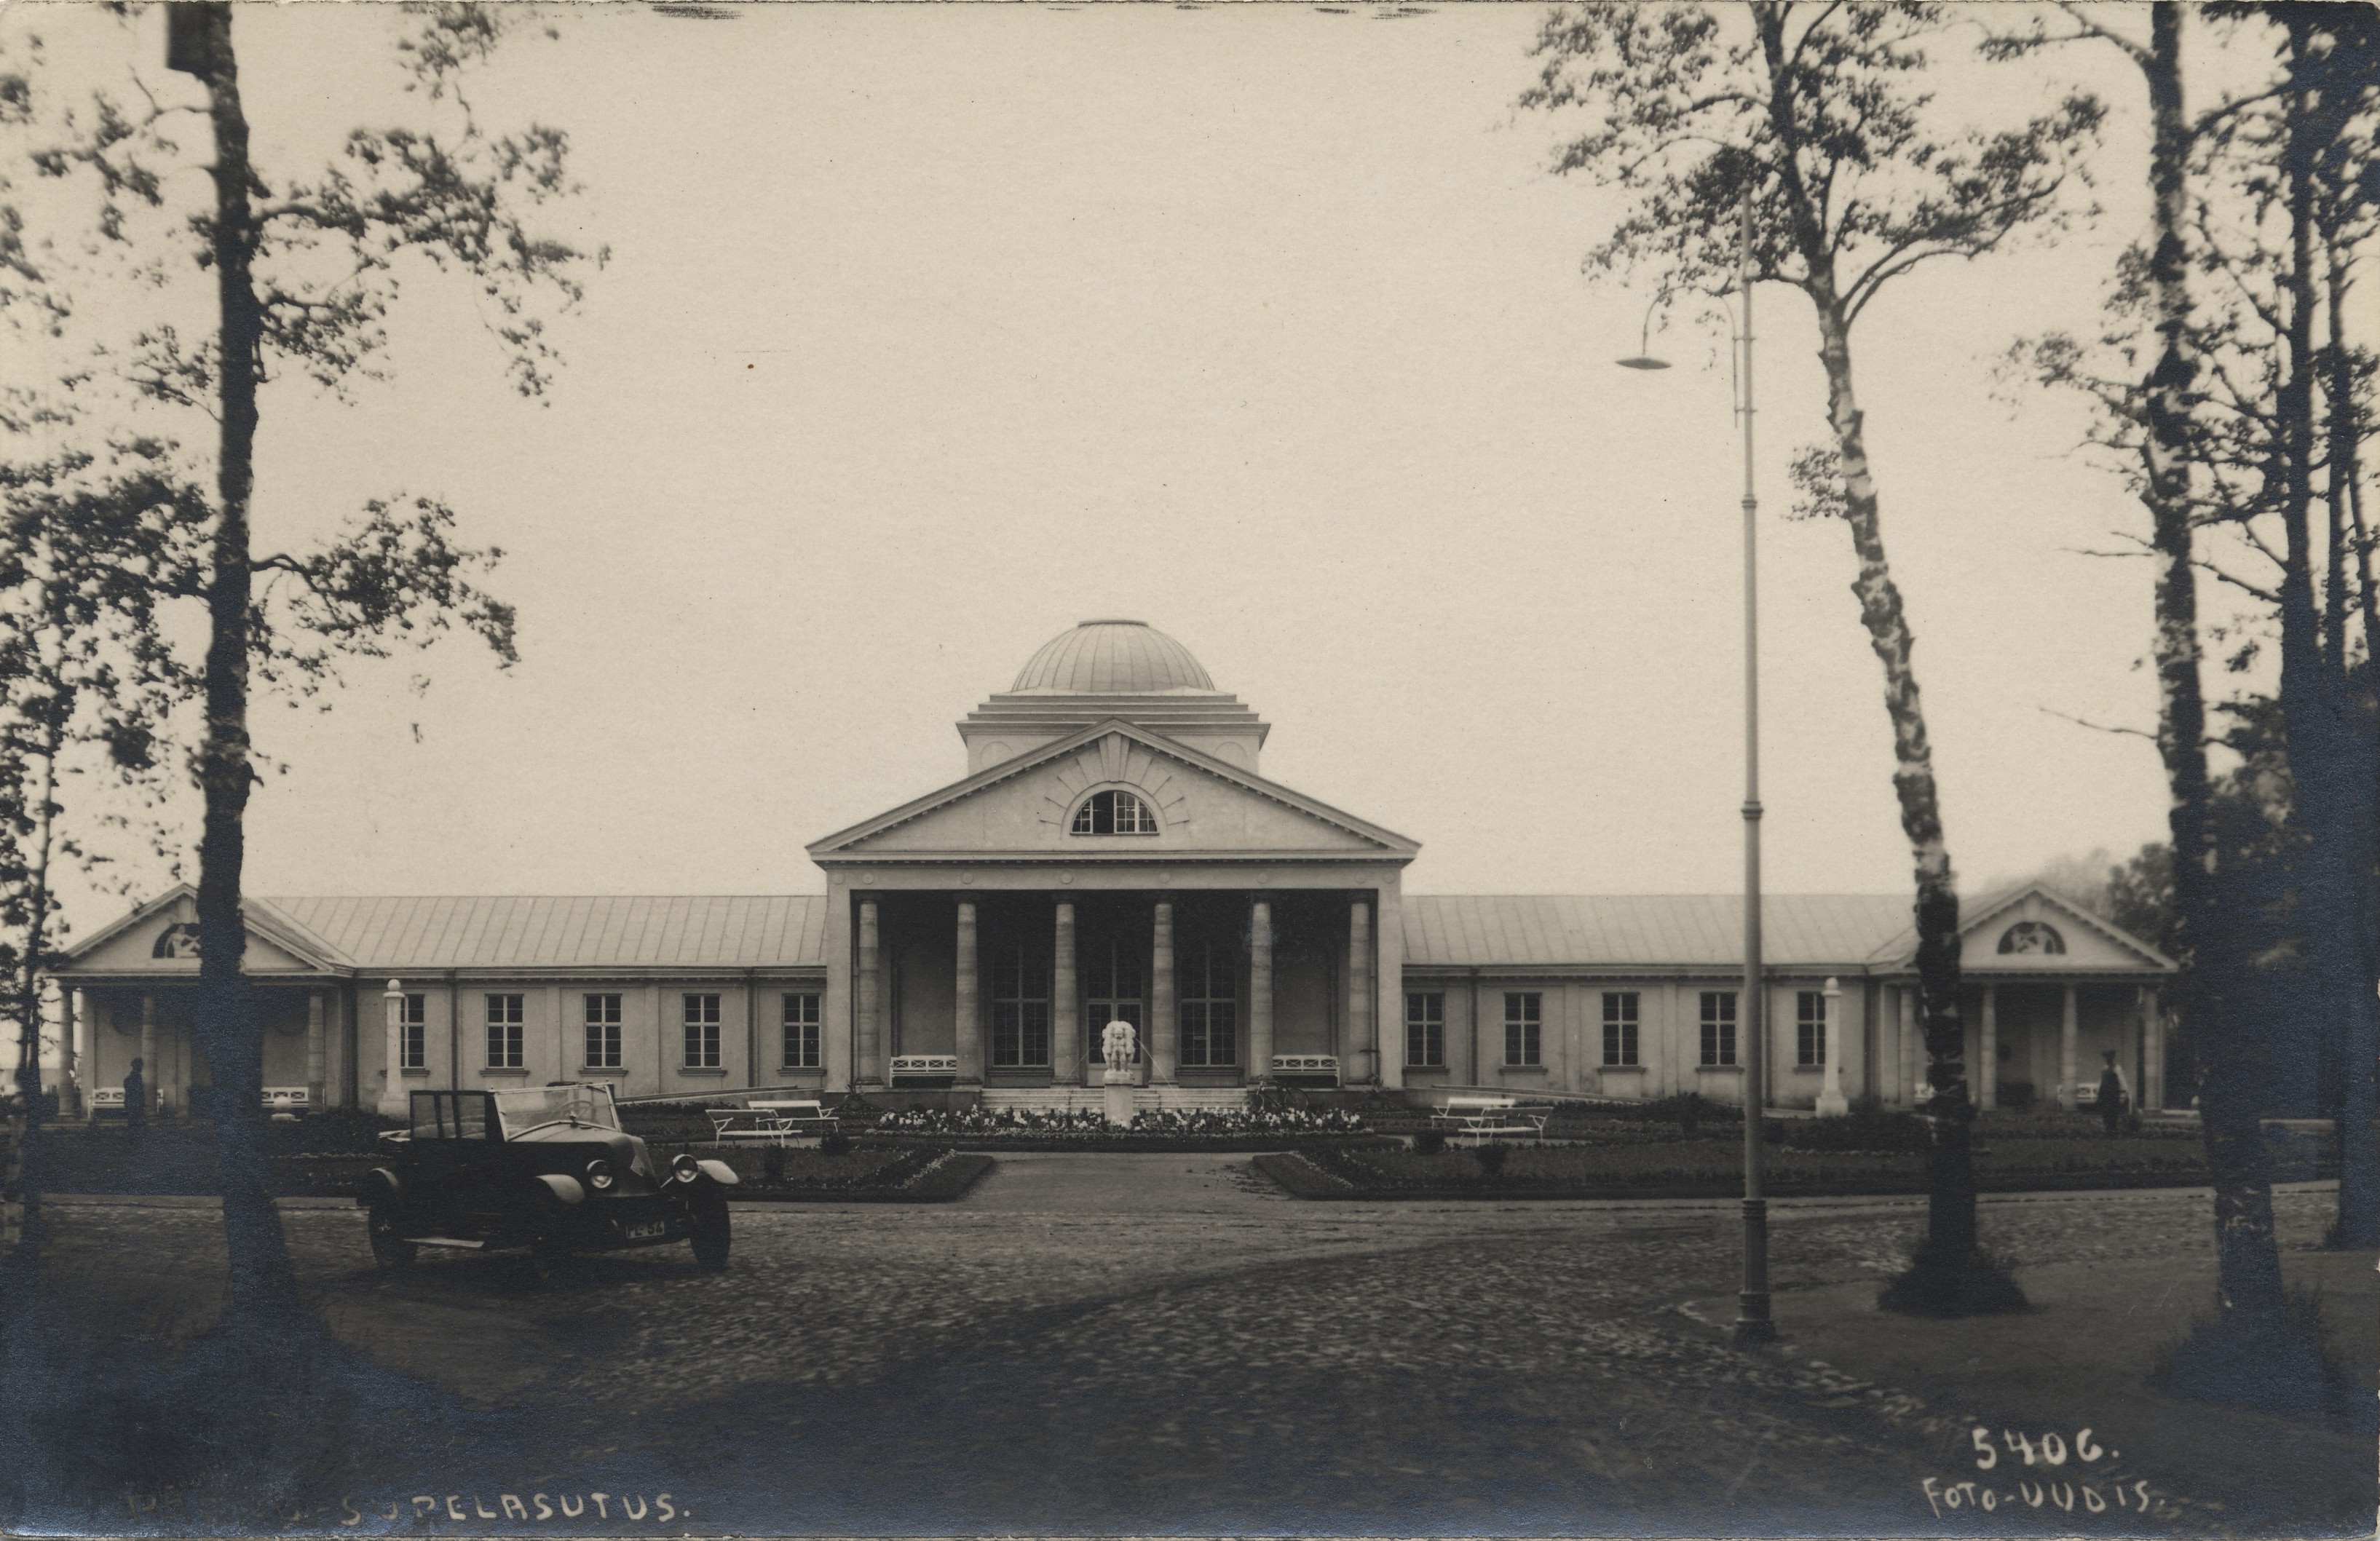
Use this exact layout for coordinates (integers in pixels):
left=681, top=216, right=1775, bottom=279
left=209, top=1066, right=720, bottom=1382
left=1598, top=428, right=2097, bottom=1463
left=622, top=1219, right=667, bottom=1241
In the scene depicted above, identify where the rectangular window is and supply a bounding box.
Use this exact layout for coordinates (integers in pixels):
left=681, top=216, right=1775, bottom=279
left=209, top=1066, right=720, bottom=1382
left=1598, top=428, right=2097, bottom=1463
left=1602, top=991, right=1640, bottom=1067
left=782, top=992, right=821, bottom=1069
left=1797, top=990, right=1827, bottom=1068
left=683, top=992, right=722, bottom=1069
left=991, top=946, right=1051, bottom=1068
left=584, top=993, right=622, bottom=1069
left=399, top=994, right=427, bottom=1071
left=1503, top=992, right=1541, bottom=1066
left=485, top=993, right=524, bottom=1070
left=1700, top=991, right=1738, bottom=1066
left=1405, top=991, right=1445, bottom=1067
left=1178, top=940, right=1238, bottom=1068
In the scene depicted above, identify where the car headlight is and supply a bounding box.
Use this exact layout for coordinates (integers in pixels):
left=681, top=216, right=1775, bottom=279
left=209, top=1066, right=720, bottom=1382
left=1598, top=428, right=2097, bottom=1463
left=585, top=1158, right=614, bottom=1191
left=672, top=1153, right=701, bottom=1184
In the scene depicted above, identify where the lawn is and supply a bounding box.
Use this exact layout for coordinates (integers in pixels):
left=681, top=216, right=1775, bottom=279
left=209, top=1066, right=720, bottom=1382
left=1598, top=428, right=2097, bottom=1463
left=27, top=1117, right=989, bottom=1201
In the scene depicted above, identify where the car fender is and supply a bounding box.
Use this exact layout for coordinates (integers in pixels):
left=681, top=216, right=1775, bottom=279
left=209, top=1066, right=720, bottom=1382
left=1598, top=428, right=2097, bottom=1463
left=357, top=1168, right=403, bottom=1208
left=694, top=1159, right=740, bottom=1187
left=532, top=1173, right=587, bottom=1205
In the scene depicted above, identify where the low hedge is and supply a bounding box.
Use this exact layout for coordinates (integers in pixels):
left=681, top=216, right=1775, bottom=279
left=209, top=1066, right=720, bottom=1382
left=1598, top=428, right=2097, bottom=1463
left=1266, top=1128, right=2336, bottom=1200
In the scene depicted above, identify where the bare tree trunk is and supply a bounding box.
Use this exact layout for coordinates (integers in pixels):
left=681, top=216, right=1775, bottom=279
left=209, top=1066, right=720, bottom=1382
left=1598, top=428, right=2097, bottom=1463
left=2134, top=4, right=2287, bottom=1323
left=2324, top=235, right=2379, bottom=1248
left=1811, top=298, right=1976, bottom=1259
left=191, top=2, right=300, bottom=1323
left=3, top=670, right=64, bottom=1280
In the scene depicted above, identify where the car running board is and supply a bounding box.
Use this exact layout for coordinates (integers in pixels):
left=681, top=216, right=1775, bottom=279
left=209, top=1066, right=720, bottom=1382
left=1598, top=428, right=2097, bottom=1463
left=400, top=1236, right=488, bottom=1250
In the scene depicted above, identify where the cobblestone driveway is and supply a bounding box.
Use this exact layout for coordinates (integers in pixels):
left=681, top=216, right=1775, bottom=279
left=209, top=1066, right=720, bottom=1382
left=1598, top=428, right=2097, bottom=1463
left=28, top=1157, right=2364, bottom=1536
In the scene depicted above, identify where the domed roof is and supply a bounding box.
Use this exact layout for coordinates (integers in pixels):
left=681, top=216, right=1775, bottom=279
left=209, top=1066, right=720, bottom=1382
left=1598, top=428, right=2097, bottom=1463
left=1010, top=619, right=1215, bottom=694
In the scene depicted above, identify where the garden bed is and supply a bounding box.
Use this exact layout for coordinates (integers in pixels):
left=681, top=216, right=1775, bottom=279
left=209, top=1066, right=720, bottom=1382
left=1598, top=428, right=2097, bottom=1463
left=1257, top=1126, right=2337, bottom=1201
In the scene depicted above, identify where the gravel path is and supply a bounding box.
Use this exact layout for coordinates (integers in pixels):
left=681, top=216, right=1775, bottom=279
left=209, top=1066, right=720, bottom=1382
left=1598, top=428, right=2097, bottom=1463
left=21, top=1160, right=2360, bottom=1537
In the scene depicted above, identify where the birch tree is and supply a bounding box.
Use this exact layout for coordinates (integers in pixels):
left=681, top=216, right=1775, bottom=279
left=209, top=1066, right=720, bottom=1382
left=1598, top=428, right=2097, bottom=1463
left=12, top=1, right=594, bottom=1328
left=1522, top=1, right=2099, bottom=1312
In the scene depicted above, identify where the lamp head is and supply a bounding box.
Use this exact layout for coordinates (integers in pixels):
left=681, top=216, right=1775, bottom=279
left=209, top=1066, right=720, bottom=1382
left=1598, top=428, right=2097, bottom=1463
left=1616, top=355, right=1672, bottom=371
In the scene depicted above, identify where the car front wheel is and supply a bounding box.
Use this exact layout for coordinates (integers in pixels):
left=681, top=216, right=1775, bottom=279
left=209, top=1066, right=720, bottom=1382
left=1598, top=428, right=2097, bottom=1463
left=689, top=1190, right=730, bottom=1272
left=367, top=1204, right=416, bottom=1270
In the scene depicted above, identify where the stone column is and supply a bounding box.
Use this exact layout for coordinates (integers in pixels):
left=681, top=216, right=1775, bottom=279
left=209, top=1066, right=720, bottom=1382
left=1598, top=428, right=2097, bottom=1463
left=1149, top=901, right=1176, bottom=1086
left=2057, top=983, right=2079, bottom=1112
left=1052, top=900, right=1080, bottom=1086
left=379, top=980, right=408, bottom=1117
left=2151, top=994, right=2170, bottom=1112
left=1815, top=976, right=1848, bottom=1115
left=1898, top=984, right=1920, bottom=1108
left=306, top=989, right=327, bottom=1113
left=954, top=901, right=981, bottom=1085
left=1978, top=985, right=1998, bottom=1112
left=855, top=899, right=884, bottom=1088
left=1345, top=900, right=1372, bottom=1085
left=60, top=987, right=80, bottom=1116
left=138, top=992, right=157, bottom=1117
left=1249, top=900, right=1274, bottom=1084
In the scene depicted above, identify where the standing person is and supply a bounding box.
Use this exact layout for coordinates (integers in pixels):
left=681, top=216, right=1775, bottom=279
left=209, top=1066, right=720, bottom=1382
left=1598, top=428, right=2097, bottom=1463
left=123, top=1058, right=146, bottom=1143
left=2097, top=1050, right=2127, bottom=1138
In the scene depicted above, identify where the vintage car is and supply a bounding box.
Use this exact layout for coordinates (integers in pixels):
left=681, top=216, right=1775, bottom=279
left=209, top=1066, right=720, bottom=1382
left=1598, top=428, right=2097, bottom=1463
left=361, top=1084, right=738, bottom=1275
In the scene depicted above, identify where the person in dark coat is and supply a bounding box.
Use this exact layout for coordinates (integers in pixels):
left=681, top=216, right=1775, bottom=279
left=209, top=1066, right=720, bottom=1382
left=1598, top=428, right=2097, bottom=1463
left=123, top=1058, right=146, bottom=1141
left=2096, top=1050, right=2126, bottom=1137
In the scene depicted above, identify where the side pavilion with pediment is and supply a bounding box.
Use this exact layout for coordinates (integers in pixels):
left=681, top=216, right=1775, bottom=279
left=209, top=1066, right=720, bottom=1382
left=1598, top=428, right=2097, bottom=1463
left=805, top=619, right=1418, bottom=1093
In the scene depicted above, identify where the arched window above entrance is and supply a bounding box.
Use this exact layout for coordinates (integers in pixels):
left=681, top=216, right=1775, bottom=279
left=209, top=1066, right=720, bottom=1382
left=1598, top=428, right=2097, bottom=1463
left=1997, top=921, right=2066, bottom=955
left=1070, top=789, right=1158, bottom=836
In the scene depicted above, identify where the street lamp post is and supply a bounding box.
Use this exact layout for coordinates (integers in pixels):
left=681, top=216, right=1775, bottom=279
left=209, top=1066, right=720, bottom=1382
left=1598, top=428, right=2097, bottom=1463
left=1618, top=185, right=1774, bottom=1346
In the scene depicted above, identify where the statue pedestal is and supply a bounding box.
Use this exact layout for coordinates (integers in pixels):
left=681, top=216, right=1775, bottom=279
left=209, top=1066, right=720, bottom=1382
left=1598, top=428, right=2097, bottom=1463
left=1102, top=1069, right=1135, bottom=1129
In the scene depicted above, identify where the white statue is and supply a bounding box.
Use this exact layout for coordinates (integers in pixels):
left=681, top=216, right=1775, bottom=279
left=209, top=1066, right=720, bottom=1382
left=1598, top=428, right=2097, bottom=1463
left=1101, top=1019, right=1138, bottom=1076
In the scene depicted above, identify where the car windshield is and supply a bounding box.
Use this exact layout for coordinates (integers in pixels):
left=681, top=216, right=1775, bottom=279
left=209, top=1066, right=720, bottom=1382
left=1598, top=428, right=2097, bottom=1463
left=491, top=1084, right=620, bottom=1136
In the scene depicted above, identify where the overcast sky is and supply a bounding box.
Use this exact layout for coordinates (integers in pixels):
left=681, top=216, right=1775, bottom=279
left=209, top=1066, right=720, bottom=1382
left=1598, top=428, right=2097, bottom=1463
left=17, top=2, right=2253, bottom=932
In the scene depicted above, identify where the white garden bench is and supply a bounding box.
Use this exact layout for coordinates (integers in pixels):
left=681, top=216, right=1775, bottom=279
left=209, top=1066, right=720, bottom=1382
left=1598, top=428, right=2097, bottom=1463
left=1431, top=1094, right=1547, bottom=1146
left=707, top=1098, right=837, bottom=1146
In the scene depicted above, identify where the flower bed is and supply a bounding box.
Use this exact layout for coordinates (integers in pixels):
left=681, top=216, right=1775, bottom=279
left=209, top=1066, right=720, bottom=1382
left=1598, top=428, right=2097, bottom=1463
left=863, top=1105, right=1368, bottom=1149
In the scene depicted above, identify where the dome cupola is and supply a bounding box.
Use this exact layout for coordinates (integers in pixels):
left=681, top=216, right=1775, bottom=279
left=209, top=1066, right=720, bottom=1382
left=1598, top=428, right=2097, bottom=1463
left=1009, top=619, right=1215, bottom=695
left=960, top=619, right=1269, bottom=775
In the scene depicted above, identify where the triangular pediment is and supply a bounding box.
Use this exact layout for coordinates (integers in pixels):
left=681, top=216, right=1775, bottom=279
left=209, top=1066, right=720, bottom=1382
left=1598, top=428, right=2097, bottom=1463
left=1869, top=884, right=2170, bottom=972
left=62, top=887, right=343, bottom=976
left=809, top=720, right=1418, bottom=863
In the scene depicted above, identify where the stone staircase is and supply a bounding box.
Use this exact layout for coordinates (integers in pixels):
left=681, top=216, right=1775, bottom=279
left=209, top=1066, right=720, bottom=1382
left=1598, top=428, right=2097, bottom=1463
left=979, top=1087, right=1252, bottom=1115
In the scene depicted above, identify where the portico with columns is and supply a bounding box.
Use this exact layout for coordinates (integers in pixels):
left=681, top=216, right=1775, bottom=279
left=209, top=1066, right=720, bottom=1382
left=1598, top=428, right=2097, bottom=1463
left=807, top=622, right=1418, bottom=1093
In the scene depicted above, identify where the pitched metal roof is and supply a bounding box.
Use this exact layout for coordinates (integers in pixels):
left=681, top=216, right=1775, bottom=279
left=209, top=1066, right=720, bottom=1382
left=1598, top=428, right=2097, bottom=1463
left=1401, top=894, right=1921, bottom=970
left=256, top=896, right=830, bottom=972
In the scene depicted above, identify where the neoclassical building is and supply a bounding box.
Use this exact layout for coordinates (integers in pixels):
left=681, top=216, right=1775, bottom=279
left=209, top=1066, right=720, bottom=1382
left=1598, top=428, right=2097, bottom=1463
left=51, top=620, right=2177, bottom=1117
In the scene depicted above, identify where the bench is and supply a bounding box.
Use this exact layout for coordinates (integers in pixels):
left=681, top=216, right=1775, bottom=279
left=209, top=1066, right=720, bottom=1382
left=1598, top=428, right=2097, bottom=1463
left=1431, top=1094, right=1548, bottom=1146
left=262, top=1086, right=312, bottom=1119
left=1270, top=1053, right=1340, bottom=1088
left=890, top=1054, right=959, bottom=1088
left=707, top=1099, right=837, bottom=1146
